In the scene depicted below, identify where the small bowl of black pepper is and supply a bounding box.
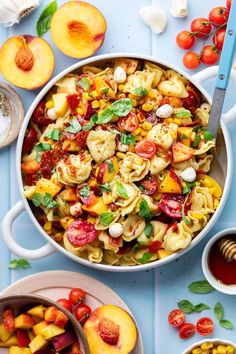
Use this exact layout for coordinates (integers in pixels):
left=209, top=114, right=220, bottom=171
left=0, top=81, right=24, bottom=149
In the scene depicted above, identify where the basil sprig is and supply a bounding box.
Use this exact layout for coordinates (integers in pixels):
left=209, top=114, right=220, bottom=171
left=178, top=299, right=210, bottom=314
left=214, top=303, right=233, bottom=330
left=36, top=0, right=57, bottom=36
left=32, top=192, right=58, bottom=208
left=8, top=259, right=31, bottom=269
left=96, top=98, right=133, bottom=124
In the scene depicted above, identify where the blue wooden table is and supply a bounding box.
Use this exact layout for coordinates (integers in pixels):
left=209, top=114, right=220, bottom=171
left=1, top=1, right=236, bottom=353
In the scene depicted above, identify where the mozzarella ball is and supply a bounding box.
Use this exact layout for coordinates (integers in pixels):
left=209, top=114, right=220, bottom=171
left=70, top=202, right=82, bottom=217
left=180, top=167, right=196, bottom=183
left=109, top=223, right=123, bottom=238
left=156, top=104, right=173, bottom=118
left=47, top=107, right=57, bottom=120
left=114, top=66, right=127, bottom=84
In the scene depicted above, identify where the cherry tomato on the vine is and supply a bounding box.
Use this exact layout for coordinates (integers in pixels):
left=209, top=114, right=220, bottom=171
left=226, top=0, right=231, bottom=10
left=69, top=288, right=86, bottom=306
left=183, top=52, right=200, bottom=70
left=201, top=46, right=220, bottom=65
left=176, top=31, right=195, bottom=50
left=190, top=18, right=212, bottom=39
left=179, top=323, right=196, bottom=339
left=74, top=304, right=91, bottom=326
left=209, top=7, right=229, bottom=26
left=57, top=299, right=73, bottom=313
left=196, top=317, right=214, bottom=336
left=168, top=309, right=185, bottom=328
left=213, top=28, right=226, bottom=51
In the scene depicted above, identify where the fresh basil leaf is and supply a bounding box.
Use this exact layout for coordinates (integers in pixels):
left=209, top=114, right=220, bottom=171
left=183, top=182, right=196, bottom=195
left=188, top=280, right=214, bottom=294
left=101, top=87, right=109, bottom=94
left=116, top=181, right=129, bottom=200
left=36, top=0, right=57, bottom=36
left=175, top=110, right=192, bottom=118
left=64, top=118, right=82, bottom=134
left=179, top=134, right=188, bottom=140
left=192, top=125, right=202, bottom=133
left=120, top=132, right=136, bottom=145
left=137, top=184, right=145, bottom=192
left=138, top=252, right=153, bottom=264
left=79, top=185, right=90, bottom=198
left=8, top=259, right=31, bottom=269
left=96, top=109, right=114, bottom=124
left=82, top=114, right=98, bottom=131
left=192, top=134, right=201, bottom=148
left=134, top=86, right=148, bottom=96
left=34, top=142, right=52, bottom=163
left=99, top=212, right=116, bottom=227
left=45, top=129, right=60, bottom=141
left=194, top=303, right=210, bottom=313
left=214, top=302, right=224, bottom=321
left=106, top=159, right=114, bottom=173
left=78, top=77, right=91, bottom=91
left=99, top=183, right=111, bottom=193
left=32, top=192, right=58, bottom=208
left=204, top=131, right=215, bottom=140
left=177, top=300, right=194, bottom=314
left=139, top=200, right=151, bottom=219
left=144, top=222, right=152, bottom=238
left=219, top=319, right=233, bottom=329
left=97, top=98, right=133, bottom=124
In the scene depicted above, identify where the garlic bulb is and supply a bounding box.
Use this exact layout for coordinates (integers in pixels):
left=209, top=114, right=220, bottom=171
left=170, top=0, right=188, bottom=18
left=0, top=0, right=41, bottom=27
left=139, top=6, right=168, bottom=34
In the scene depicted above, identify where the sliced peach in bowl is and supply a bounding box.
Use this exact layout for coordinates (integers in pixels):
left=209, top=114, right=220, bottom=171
left=50, top=1, right=107, bottom=58
left=84, top=305, right=137, bottom=354
left=0, top=35, right=54, bottom=90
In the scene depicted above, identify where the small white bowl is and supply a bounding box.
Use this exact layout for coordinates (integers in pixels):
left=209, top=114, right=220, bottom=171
left=202, top=228, right=236, bottom=295
left=183, top=338, right=236, bottom=354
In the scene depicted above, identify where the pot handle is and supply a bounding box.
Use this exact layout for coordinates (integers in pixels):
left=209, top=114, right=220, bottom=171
left=2, top=200, right=56, bottom=259
left=192, top=66, right=236, bottom=124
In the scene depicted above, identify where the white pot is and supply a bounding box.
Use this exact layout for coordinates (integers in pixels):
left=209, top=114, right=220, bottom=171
left=2, top=53, right=236, bottom=272
left=183, top=338, right=236, bottom=354
left=202, top=228, right=236, bottom=295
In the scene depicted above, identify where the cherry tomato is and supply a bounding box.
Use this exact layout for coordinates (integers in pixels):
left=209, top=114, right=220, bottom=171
left=196, top=317, right=214, bottom=336
left=75, top=131, right=89, bottom=148
left=57, top=299, right=73, bottom=313
left=118, top=112, right=139, bottom=132
left=183, top=83, right=201, bottom=113
left=201, top=46, right=220, bottom=65
left=135, top=139, right=157, bottom=159
left=22, top=128, right=38, bottom=154
left=226, top=0, right=231, bottom=10
left=139, top=175, right=158, bottom=195
left=209, top=7, right=229, bottom=26
left=159, top=194, right=191, bottom=219
left=33, top=101, right=51, bottom=126
left=183, top=52, right=200, bottom=70
left=148, top=240, right=162, bottom=254
left=67, top=220, right=99, bottom=247
left=176, top=31, right=195, bottom=50
left=67, top=94, right=80, bottom=115
left=179, top=323, right=196, bottom=339
left=168, top=309, right=185, bottom=328
left=190, top=18, right=211, bottom=39
left=69, top=288, right=86, bottom=306
left=74, top=304, right=91, bottom=326
left=213, top=28, right=226, bottom=51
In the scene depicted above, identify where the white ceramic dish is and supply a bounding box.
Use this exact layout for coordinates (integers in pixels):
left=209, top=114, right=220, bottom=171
left=202, top=227, right=236, bottom=295
left=2, top=53, right=236, bottom=272
left=183, top=338, right=236, bottom=354
left=0, top=270, right=143, bottom=354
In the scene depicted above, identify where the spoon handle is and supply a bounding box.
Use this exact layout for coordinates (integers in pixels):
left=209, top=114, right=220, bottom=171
left=208, top=0, right=236, bottom=136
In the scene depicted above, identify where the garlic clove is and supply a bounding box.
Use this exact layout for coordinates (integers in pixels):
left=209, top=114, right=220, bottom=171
left=0, top=0, right=40, bottom=27
left=139, top=6, right=168, bottom=35
left=170, top=0, right=188, bottom=18
left=109, top=223, right=123, bottom=238
left=156, top=104, right=173, bottom=118
left=114, top=66, right=127, bottom=84
left=180, top=167, right=196, bottom=183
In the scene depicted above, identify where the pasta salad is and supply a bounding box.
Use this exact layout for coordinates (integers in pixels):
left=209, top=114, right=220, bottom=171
left=21, top=58, right=222, bottom=266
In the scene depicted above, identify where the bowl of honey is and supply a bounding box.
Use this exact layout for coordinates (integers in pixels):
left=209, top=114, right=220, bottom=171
left=202, top=228, right=236, bottom=295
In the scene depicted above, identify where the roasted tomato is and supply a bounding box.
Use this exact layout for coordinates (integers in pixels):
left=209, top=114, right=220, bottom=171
left=67, top=94, right=80, bottom=115
left=22, top=128, right=38, bottom=154
left=183, top=83, right=201, bottom=113
left=159, top=194, right=191, bottom=219
left=24, top=173, right=39, bottom=186
left=118, top=112, right=139, bottom=132
left=135, top=139, right=157, bottom=159
left=168, top=309, right=185, bottom=328
left=148, top=240, right=162, bottom=254
left=179, top=323, right=195, bottom=339
left=139, top=175, right=158, bottom=195
left=196, top=317, right=214, bottom=336
left=67, top=220, right=99, bottom=246
left=75, top=131, right=89, bottom=148
left=33, top=101, right=51, bottom=126
left=39, top=149, right=65, bottom=179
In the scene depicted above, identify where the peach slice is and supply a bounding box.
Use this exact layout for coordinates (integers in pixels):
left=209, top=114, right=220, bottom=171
left=84, top=305, right=137, bottom=354
left=50, top=1, right=107, bottom=58
left=0, top=35, right=54, bottom=89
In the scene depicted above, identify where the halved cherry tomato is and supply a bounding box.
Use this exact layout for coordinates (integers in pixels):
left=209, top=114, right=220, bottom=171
left=135, top=139, right=157, bottom=159
left=67, top=220, right=99, bottom=246
left=227, top=0, right=231, bottom=10
left=176, top=31, right=195, bottom=50
left=201, top=46, right=220, bottom=65
left=213, top=28, right=226, bottom=51
left=148, top=240, right=162, bottom=254
left=209, top=7, right=229, bottom=26
left=75, top=131, right=89, bottom=148
left=168, top=309, right=185, bottom=328
left=74, top=304, right=91, bottom=326
left=22, top=128, right=38, bottom=154
left=179, top=323, right=195, bottom=339
left=67, top=94, right=80, bottom=115
left=183, top=52, right=200, bottom=70
left=139, top=175, right=158, bottom=195
left=33, top=101, right=51, bottom=126
left=118, top=112, right=139, bottom=132
left=190, top=18, right=211, bottom=38
left=57, top=299, right=73, bottom=313
left=196, top=317, right=214, bottom=336
left=69, top=288, right=86, bottom=306
left=183, top=83, right=201, bottom=113
left=159, top=194, right=191, bottom=219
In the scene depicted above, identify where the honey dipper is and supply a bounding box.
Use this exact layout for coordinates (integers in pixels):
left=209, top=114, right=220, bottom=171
left=219, top=237, right=236, bottom=262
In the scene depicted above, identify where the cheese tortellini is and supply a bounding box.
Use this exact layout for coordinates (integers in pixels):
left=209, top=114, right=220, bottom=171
left=86, top=130, right=116, bottom=163
left=147, top=123, right=178, bottom=150
left=119, top=152, right=150, bottom=182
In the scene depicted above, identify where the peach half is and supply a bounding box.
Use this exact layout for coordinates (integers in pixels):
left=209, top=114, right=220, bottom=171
left=0, top=35, right=54, bottom=90
left=84, top=305, right=137, bottom=354
left=50, top=1, right=107, bottom=58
